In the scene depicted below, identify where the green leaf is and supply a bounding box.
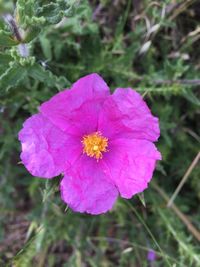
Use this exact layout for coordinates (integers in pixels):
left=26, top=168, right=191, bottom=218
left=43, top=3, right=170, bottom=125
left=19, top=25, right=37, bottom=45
left=0, top=0, right=14, bottom=14
left=16, top=0, right=77, bottom=29
left=182, top=89, right=200, bottom=106
left=0, top=53, right=13, bottom=76
left=0, top=52, right=13, bottom=65
left=39, top=34, right=52, bottom=60
left=0, top=63, right=27, bottom=94
left=37, top=3, right=64, bottom=25
left=0, top=30, right=19, bottom=46
left=16, top=0, right=34, bottom=26
left=28, top=64, right=70, bottom=89
left=23, top=26, right=41, bottom=43
left=137, top=193, right=146, bottom=207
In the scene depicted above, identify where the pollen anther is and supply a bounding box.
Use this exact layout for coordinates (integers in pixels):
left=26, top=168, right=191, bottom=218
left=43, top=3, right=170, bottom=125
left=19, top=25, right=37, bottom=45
left=82, top=132, right=108, bottom=160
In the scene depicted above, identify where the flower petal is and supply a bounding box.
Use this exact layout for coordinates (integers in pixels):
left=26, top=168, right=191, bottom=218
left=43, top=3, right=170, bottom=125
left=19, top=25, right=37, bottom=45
left=40, top=73, right=110, bottom=133
left=98, top=88, right=160, bottom=141
left=18, top=114, right=82, bottom=178
left=60, top=156, right=118, bottom=214
left=102, top=138, right=161, bottom=198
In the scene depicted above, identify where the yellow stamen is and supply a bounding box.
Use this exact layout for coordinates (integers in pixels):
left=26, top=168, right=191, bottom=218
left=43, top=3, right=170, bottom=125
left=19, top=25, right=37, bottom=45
left=82, top=132, right=108, bottom=160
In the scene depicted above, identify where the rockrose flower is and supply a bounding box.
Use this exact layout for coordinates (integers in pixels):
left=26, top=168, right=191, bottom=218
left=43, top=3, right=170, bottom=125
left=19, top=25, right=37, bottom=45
left=18, top=73, right=161, bottom=215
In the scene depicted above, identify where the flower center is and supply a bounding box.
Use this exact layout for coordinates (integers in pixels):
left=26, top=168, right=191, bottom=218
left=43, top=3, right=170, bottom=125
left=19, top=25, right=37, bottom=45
left=82, top=132, right=108, bottom=160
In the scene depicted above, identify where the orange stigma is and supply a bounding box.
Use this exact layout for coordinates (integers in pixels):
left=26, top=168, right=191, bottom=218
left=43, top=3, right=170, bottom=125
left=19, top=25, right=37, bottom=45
left=82, top=132, right=108, bottom=160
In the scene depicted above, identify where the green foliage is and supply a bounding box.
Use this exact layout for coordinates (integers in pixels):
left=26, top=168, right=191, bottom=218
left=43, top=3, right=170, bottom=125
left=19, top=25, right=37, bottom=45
left=0, top=30, right=19, bottom=46
left=0, top=0, right=200, bottom=266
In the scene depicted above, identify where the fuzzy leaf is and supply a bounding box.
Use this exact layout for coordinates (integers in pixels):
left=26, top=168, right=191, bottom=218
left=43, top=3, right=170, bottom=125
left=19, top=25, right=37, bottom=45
left=28, top=64, right=70, bottom=89
left=0, top=30, right=19, bottom=46
left=37, top=3, right=64, bottom=25
left=23, top=27, right=41, bottom=43
left=16, top=0, right=35, bottom=26
left=0, top=63, right=27, bottom=93
left=16, top=0, right=77, bottom=29
left=0, top=52, right=13, bottom=65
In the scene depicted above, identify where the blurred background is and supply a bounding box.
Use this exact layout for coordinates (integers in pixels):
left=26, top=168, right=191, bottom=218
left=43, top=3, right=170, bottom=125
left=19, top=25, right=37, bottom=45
left=0, top=0, right=200, bottom=266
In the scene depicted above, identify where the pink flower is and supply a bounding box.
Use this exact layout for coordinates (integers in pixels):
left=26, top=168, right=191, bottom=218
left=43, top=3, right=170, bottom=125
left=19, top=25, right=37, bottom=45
left=18, top=73, right=161, bottom=215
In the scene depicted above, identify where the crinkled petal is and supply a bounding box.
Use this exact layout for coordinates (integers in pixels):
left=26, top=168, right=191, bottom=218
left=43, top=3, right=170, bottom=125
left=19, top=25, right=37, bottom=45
left=61, top=99, right=105, bottom=136
left=98, top=88, right=160, bottom=141
left=40, top=73, right=110, bottom=134
left=18, top=114, right=82, bottom=178
left=60, top=156, right=118, bottom=214
left=101, top=138, right=161, bottom=198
